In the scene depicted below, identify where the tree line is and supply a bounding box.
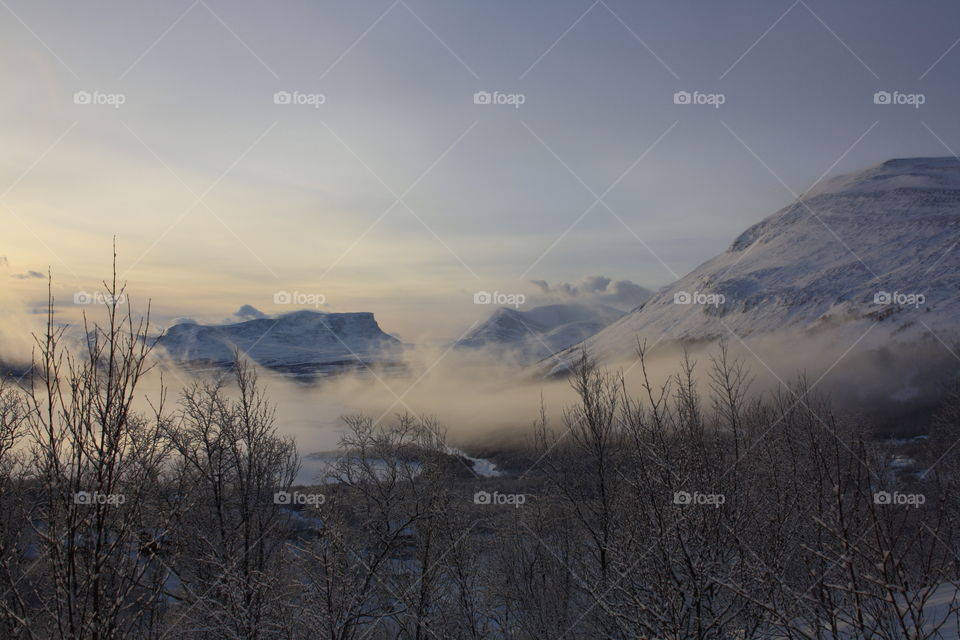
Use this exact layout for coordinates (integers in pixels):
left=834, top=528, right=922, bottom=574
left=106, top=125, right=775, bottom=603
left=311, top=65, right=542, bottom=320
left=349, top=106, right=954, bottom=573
left=0, top=275, right=957, bottom=639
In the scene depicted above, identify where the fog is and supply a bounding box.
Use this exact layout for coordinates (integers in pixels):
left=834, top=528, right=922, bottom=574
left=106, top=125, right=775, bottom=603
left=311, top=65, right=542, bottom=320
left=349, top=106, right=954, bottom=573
left=146, top=327, right=957, bottom=465
left=5, top=285, right=956, bottom=475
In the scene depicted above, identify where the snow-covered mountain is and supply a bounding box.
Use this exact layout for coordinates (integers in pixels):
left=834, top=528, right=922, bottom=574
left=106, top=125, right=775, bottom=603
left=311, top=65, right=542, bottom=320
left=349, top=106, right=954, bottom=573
left=455, top=303, right=626, bottom=363
left=546, top=157, right=960, bottom=375
left=158, top=310, right=404, bottom=378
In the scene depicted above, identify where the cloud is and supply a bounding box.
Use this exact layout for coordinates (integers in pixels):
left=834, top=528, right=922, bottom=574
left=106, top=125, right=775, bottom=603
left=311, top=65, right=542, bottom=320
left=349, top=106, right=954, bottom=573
left=10, top=270, right=45, bottom=280
left=528, top=275, right=651, bottom=310
left=233, top=304, right=268, bottom=320
left=1, top=258, right=45, bottom=280
left=29, top=306, right=56, bottom=315
left=162, top=306, right=268, bottom=330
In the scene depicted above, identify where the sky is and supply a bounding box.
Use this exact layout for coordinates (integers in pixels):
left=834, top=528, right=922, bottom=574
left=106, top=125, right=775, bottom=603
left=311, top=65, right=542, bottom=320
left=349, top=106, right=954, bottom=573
left=2, top=0, right=960, bottom=343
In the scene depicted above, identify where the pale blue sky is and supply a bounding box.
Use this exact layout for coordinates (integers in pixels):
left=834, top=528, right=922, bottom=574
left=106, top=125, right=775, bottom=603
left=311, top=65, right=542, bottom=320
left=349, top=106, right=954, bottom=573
left=2, top=0, right=959, bottom=340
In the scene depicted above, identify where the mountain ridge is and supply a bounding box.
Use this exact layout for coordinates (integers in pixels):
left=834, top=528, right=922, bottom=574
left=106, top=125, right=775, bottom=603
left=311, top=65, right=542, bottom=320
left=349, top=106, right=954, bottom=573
left=544, top=157, right=960, bottom=375
left=158, top=309, right=404, bottom=378
left=455, top=303, right=627, bottom=363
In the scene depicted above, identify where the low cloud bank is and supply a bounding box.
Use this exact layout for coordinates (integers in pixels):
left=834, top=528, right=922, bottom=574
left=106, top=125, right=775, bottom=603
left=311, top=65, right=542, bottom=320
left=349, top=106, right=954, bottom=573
left=527, top=275, right=652, bottom=310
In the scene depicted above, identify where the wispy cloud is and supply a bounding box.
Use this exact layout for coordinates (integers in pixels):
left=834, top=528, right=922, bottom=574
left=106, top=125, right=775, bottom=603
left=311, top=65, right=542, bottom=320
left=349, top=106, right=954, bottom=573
left=10, top=270, right=44, bottom=280
left=528, top=275, right=651, bottom=310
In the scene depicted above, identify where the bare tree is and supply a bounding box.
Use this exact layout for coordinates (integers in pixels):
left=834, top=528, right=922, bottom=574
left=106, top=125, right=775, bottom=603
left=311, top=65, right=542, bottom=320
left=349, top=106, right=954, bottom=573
left=15, top=262, right=178, bottom=640
left=163, top=358, right=298, bottom=639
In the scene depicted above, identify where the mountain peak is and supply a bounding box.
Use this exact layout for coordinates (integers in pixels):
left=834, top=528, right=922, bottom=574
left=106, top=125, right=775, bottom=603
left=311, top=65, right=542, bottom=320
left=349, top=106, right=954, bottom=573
left=807, top=156, right=960, bottom=199
left=547, top=157, right=960, bottom=375
left=160, top=310, right=402, bottom=378
left=456, top=303, right=627, bottom=363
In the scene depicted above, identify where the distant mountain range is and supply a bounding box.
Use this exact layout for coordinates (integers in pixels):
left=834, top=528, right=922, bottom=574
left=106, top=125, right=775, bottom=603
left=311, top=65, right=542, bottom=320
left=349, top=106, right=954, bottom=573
left=154, top=302, right=628, bottom=377
left=545, top=157, right=960, bottom=375
left=107, top=157, right=960, bottom=383
left=157, top=310, right=404, bottom=379
left=453, top=303, right=628, bottom=363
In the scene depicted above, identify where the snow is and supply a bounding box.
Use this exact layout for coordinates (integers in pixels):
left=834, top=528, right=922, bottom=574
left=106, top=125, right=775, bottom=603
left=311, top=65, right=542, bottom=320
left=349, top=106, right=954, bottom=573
left=455, top=303, right=626, bottom=363
left=298, top=452, right=424, bottom=484
left=158, top=310, right=404, bottom=377
left=446, top=448, right=503, bottom=477
left=297, top=449, right=501, bottom=484
left=768, top=583, right=960, bottom=639
left=546, top=157, right=960, bottom=375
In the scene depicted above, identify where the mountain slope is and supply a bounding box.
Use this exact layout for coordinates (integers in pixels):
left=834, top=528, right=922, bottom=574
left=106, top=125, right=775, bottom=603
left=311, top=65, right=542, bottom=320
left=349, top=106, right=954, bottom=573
left=455, top=303, right=626, bottom=362
left=159, top=310, right=404, bottom=378
left=547, top=157, right=960, bottom=374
